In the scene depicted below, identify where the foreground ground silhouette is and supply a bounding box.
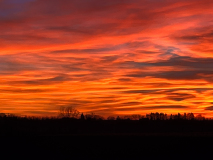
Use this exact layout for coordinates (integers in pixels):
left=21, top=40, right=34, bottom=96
left=1, top=113, right=213, bottom=159
left=0, top=112, right=211, bottom=136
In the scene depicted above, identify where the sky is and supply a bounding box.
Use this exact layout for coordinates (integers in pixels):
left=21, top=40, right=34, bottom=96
left=0, top=0, right=213, bottom=117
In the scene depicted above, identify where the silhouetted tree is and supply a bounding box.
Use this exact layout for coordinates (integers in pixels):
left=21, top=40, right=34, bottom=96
left=85, top=112, right=95, bottom=120
left=80, top=113, right=85, bottom=120
left=59, top=106, right=80, bottom=118
left=93, top=115, right=104, bottom=120
left=116, top=116, right=121, bottom=120
left=170, top=114, right=173, bottom=120
left=187, top=113, right=194, bottom=120
left=195, top=114, right=205, bottom=120
left=183, top=113, right=187, bottom=120
left=177, top=113, right=181, bottom=119
left=107, top=116, right=115, bottom=120
left=159, top=113, right=164, bottom=120
left=0, top=113, right=6, bottom=117
left=131, top=114, right=142, bottom=120
left=155, top=112, right=160, bottom=120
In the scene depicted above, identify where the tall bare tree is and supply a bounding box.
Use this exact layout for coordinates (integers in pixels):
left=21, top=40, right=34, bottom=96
left=59, top=106, right=80, bottom=118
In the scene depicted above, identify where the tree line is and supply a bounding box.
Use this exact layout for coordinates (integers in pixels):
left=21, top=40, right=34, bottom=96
left=0, top=107, right=212, bottom=136
left=57, top=106, right=205, bottom=121
left=0, top=106, right=206, bottom=121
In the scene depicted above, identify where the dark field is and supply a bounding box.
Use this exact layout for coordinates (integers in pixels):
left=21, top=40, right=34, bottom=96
left=2, top=135, right=213, bottom=159
left=1, top=117, right=213, bottom=159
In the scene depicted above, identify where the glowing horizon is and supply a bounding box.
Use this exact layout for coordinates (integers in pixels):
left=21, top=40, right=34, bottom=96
left=1, top=0, right=213, bottom=117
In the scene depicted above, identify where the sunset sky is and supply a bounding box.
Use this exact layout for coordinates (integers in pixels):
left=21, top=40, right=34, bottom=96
left=1, top=0, right=213, bottom=117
